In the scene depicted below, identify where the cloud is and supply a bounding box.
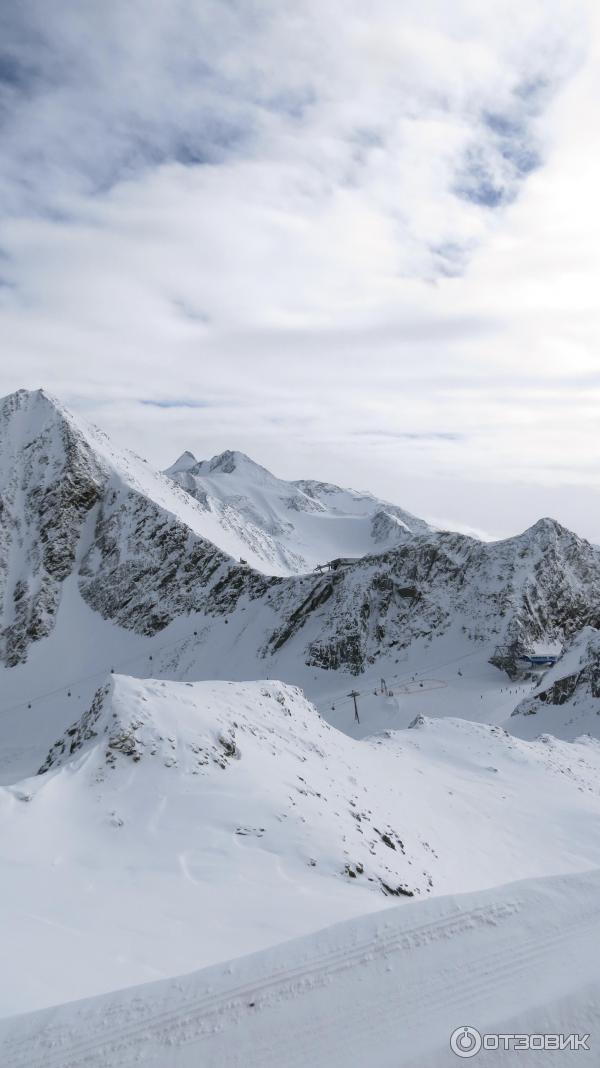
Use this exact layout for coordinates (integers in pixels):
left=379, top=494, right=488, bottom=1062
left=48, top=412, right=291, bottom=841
left=351, top=430, right=465, bottom=442
left=0, top=0, right=598, bottom=541
left=140, top=398, right=213, bottom=409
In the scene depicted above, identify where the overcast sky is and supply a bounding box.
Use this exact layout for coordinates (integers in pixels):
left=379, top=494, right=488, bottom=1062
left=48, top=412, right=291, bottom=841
left=1, top=1, right=599, bottom=541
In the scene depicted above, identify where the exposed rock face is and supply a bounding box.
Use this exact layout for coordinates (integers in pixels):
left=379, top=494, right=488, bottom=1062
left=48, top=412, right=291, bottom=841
left=0, top=389, right=269, bottom=665
left=79, top=490, right=233, bottom=634
left=2, top=389, right=599, bottom=682
left=512, top=627, right=600, bottom=721
left=0, top=390, right=107, bottom=666
left=262, top=523, right=600, bottom=676
left=38, top=677, right=243, bottom=775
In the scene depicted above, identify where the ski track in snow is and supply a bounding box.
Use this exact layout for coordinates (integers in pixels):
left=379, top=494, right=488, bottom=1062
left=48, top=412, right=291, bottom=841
left=2, top=870, right=599, bottom=1067
left=2, top=676, right=600, bottom=1019
left=1, top=389, right=600, bottom=1062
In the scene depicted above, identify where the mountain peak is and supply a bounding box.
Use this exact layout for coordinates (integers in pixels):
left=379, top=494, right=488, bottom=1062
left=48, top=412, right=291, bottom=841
left=495, top=516, right=579, bottom=551
left=524, top=517, right=575, bottom=542
left=0, top=387, right=93, bottom=464
left=2, top=386, right=60, bottom=416
left=164, top=450, right=198, bottom=476
left=198, top=449, right=272, bottom=478
left=165, top=448, right=272, bottom=480
left=531, top=516, right=562, bottom=532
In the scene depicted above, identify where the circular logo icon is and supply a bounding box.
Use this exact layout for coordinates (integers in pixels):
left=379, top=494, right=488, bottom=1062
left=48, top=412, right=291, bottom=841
left=450, top=1026, right=482, bottom=1058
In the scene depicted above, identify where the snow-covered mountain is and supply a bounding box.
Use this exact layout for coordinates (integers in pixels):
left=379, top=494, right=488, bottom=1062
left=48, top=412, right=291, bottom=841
left=165, top=447, right=434, bottom=575
left=2, top=673, right=600, bottom=1017
left=266, top=517, right=600, bottom=680
left=2, top=387, right=600, bottom=781
left=0, top=387, right=239, bottom=669
left=3, top=385, right=600, bottom=1050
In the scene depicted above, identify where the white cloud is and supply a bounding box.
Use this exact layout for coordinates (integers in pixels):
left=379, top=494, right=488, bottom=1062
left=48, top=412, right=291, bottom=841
left=0, top=0, right=598, bottom=540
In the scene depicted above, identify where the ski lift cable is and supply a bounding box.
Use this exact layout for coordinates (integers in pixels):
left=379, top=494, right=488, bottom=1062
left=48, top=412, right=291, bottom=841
left=2, top=625, right=497, bottom=722
left=0, top=622, right=205, bottom=720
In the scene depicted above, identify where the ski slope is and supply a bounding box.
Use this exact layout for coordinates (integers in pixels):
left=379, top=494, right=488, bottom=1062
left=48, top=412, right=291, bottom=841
left=2, top=868, right=598, bottom=1067
left=1, top=387, right=600, bottom=1063
left=2, top=389, right=599, bottom=768
left=2, top=676, right=600, bottom=1018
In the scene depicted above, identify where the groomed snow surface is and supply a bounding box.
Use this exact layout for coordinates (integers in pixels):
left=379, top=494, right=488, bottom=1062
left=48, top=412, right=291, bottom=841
left=2, top=869, right=599, bottom=1067
left=2, top=677, right=600, bottom=1065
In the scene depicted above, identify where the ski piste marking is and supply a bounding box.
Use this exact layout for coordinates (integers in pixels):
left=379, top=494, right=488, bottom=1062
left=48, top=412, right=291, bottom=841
left=327, top=647, right=486, bottom=713
left=6, top=887, right=600, bottom=1068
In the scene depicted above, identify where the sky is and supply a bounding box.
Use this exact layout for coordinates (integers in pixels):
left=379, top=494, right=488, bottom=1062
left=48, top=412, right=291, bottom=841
left=1, top=0, right=599, bottom=542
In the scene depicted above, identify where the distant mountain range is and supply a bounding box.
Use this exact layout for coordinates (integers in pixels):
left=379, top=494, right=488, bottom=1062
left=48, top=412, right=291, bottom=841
left=1, top=385, right=600, bottom=1026
left=1, top=387, right=599, bottom=768
left=164, top=447, right=434, bottom=575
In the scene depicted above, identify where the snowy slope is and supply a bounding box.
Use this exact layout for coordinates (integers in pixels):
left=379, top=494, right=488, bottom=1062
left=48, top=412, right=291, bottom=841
left=1, top=386, right=599, bottom=781
left=2, top=388, right=600, bottom=775
left=3, top=386, right=600, bottom=1057
left=0, top=388, right=241, bottom=668
left=165, top=448, right=434, bottom=575
left=510, top=626, right=600, bottom=739
left=2, top=676, right=600, bottom=1016
left=2, top=868, right=600, bottom=1067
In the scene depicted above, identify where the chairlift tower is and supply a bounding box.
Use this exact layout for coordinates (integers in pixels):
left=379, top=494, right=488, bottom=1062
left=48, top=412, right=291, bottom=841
left=347, top=690, right=360, bottom=724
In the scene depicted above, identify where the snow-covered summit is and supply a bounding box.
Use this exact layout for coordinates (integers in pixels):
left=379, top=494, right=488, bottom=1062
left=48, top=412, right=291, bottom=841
left=2, top=385, right=600, bottom=753
left=166, top=448, right=271, bottom=479
left=164, top=450, right=198, bottom=476
left=165, top=444, right=434, bottom=575
left=199, top=449, right=272, bottom=477
left=0, top=388, right=247, bottom=668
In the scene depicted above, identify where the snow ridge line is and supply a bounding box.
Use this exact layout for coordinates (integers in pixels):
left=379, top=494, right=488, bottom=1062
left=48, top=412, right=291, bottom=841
left=8, top=890, right=600, bottom=1068
left=225, top=894, right=600, bottom=1068
left=3, top=900, right=518, bottom=1067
